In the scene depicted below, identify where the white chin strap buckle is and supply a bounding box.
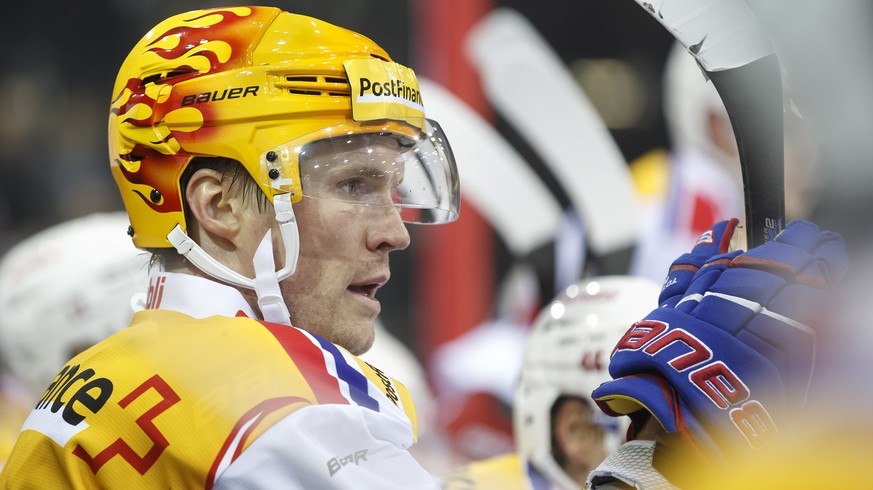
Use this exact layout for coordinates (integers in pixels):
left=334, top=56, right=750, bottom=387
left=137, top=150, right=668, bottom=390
left=166, top=192, right=301, bottom=325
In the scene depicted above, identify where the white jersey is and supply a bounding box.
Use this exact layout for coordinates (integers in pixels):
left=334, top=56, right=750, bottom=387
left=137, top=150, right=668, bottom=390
left=630, top=147, right=743, bottom=282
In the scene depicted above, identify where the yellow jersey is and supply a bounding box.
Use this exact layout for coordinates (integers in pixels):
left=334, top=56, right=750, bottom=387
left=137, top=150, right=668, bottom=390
left=0, top=272, right=435, bottom=489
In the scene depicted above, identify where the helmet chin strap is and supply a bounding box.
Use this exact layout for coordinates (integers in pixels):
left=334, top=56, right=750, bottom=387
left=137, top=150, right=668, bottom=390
left=252, top=194, right=298, bottom=324
left=167, top=192, right=300, bottom=325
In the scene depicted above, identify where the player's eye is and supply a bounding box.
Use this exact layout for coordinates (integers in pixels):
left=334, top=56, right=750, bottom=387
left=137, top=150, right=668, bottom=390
left=339, top=178, right=366, bottom=196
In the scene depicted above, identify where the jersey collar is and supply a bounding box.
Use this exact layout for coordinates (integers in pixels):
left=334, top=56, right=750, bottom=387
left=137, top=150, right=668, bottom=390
left=142, top=272, right=258, bottom=319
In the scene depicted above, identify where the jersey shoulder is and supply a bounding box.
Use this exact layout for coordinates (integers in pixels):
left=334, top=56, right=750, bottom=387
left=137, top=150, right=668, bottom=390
left=2, top=312, right=418, bottom=488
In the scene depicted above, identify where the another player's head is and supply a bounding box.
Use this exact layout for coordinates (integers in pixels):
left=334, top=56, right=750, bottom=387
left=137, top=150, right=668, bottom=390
left=0, top=212, right=149, bottom=394
left=513, top=275, right=660, bottom=488
left=109, top=7, right=459, bottom=353
left=662, top=41, right=737, bottom=169
left=662, top=41, right=822, bottom=221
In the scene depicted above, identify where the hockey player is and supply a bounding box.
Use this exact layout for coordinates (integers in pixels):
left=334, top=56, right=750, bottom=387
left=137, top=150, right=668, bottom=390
left=0, top=6, right=459, bottom=488
left=587, top=219, right=848, bottom=488
left=441, top=275, right=660, bottom=490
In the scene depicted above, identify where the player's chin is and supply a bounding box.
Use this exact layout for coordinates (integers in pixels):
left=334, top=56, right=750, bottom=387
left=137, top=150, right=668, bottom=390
left=336, top=317, right=377, bottom=356
left=351, top=330, right=376, bottom=356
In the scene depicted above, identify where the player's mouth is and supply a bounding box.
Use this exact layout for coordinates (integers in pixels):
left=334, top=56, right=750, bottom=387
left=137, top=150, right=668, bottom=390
left=348, top=283, right=379, bottom=298
left=347, top=276, right=388, bottom=313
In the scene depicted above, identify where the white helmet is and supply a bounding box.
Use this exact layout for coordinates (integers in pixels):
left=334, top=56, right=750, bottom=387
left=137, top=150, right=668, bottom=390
left=513, top=275, right=660, bottom=488
left=0, top=212, right=150, bottom=393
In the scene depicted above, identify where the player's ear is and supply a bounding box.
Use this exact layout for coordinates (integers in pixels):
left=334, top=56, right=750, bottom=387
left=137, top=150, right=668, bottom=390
left=185, top=168, right=243, bottom=245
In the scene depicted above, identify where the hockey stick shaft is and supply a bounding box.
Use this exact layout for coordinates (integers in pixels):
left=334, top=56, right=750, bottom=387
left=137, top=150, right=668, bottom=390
left=707, top=54, right=784, bottom=246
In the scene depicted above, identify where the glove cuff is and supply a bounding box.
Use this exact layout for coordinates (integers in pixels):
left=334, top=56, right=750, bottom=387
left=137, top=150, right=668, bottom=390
left=592, top=374, right=719, bottom=457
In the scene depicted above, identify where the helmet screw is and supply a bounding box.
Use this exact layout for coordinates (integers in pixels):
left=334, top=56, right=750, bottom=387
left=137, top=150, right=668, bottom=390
left=150, top=189, right=162, bottom=203
left=127, top=226, right=135, bottom=237
left=266, top=151, right=278, bottom=162
left=268, top=168, right=280, bottom=180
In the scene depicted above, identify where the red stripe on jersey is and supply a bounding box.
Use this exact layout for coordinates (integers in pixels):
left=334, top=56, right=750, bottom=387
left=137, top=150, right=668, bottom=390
left=259, top=321, right=349, bottom=406
left=690, top=193, right=719, bottom=236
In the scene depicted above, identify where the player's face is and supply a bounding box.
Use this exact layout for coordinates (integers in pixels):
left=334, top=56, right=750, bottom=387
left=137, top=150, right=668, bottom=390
left=560, top=398, right=610, bottom=480
left=275, top=135, right=411, bottom=354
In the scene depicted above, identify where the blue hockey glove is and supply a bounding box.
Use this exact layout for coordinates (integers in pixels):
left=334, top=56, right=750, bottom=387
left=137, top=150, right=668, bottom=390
left=658, top=217, right=742, bottom=307
left=592, top=220, right=847, bottom=465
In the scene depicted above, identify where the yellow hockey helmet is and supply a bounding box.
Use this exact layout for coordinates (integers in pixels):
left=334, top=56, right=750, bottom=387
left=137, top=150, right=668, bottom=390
left=110, top=6, right=459, bottom=249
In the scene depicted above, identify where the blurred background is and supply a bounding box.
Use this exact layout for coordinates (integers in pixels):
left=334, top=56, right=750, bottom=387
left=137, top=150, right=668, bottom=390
left=1, top=0, right=871, bottom=471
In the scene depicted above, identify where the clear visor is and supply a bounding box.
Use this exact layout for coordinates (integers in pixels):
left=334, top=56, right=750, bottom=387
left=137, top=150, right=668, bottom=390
left=262, top=118, right=459, bottom=224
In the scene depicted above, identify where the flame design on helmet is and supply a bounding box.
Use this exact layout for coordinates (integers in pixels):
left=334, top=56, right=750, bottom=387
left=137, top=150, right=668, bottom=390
left=109, top=7, right=278, bottom=244
left=145, top=11, right=239, bottom=68
left=111, top=7, right=257, bottom=157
